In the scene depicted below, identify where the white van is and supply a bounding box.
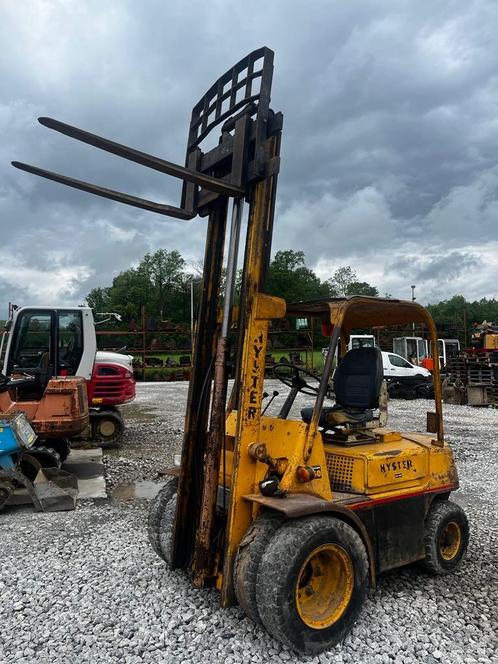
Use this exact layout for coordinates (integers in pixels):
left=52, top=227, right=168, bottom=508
left=382, top=351, right=431, bottom=379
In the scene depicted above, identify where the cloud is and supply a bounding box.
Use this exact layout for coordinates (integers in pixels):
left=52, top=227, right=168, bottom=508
left=1, top=0, right=498, bottom=315
left=426, top=166, right=498, bottom=240
left=275, top=186, right=395, bottom=259
left=387, top=251, right=481, bottom=283
left=0, top=249, right=91, bottom=303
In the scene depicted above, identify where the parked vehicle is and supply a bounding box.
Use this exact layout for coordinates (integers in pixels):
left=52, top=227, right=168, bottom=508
left=0, top=411, right=78, bottom=512
left=322, top=334, right=376, bottom=362
left=348, top=334, right=376, bottom=350
left=393, top=336, right=428, bottom=365
left=1, top=306, right=135, bottom=446
left=437, top=339, right=460, bottom=369
left=382, top=351, right=431, bottom=379
left=382, top=351, right=432, bottom=399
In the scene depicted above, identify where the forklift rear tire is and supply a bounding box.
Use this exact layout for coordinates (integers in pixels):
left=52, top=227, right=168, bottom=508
left=256, top=515, right=369, bottom=654
left=233, top=510, right=284, bottom=624
left=91, top=411, right=124, bottom=448
left=147, top=477, right=178, bottom=562
left=420, top=499, right=469, bottom=574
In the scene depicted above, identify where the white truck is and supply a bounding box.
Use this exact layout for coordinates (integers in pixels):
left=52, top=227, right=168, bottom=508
left=322, top=334, right=376, bottom=361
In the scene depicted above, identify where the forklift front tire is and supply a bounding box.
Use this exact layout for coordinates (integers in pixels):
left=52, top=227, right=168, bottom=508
left=158, top=493, right=178, bottom=565
left=147, top=477, right=178, bottom=562
left=256, top=515, right=369, bottom=655
left=421, top=499, right=469, bottom=574
left=233, top=510, right=284, bottom=624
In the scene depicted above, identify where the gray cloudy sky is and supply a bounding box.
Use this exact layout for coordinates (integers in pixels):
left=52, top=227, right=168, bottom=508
left=2, top=0, right=498, bottom=315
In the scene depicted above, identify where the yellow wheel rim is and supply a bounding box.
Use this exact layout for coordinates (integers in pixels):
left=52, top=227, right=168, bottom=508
left=100, top=420, right=116, bottom=437
left=439, top=521, right=462, bottom=561
left=295, top=543, right=354, bottom=630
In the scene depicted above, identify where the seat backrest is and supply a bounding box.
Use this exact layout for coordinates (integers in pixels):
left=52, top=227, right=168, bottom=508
left=333, top=347, right=383, bottom=410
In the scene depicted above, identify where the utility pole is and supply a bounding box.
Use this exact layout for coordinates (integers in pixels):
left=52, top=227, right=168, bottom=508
left=411, top=285, right=416, bottom=333
left=463, top=304, right=467, bottom=348
left=190, top=276, right=195, bottom=354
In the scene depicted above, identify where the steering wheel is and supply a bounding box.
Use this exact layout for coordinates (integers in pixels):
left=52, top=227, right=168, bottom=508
left=273, top=362, right=321, bottom=396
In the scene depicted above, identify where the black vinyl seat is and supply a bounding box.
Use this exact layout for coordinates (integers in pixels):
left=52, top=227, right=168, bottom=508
left=301, top=347, right=384, bottom=428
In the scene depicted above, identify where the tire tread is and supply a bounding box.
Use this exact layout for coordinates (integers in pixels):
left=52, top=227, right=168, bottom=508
left=233, top=511, right=283, bottom=623
left=421, top=499, right=469, bottom=574
left=147, top=477, right=178, bottom=561
left=256, top=515, right=369, bottom=654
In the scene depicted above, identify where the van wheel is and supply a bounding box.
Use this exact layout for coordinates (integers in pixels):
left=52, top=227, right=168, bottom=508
left=421, top=500, right=469, bottom=574
left=256, top=515, right=368, bottom=654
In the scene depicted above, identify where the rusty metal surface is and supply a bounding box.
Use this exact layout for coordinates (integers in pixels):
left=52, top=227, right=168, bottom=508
left=187, top=47, right=273, bottom=161
left=38, top=117, right=244, bottom=196
left=13, top=48, right=286, bottom=593
left=426, top=411, right=438, bottom=434
left=192, top=196, right=243, bottom=586
left=242, top=491, right=365, bottom=516
left=192, top=335, right=229, bottom=585
left=0, top=377, right=89, bottom=438
left=171, top=198, right=228, bottom=570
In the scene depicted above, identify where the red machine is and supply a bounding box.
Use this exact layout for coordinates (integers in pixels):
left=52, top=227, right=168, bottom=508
left=88, top=350, right=136, bottom=444
left=1, top=307, right=136, bottom=446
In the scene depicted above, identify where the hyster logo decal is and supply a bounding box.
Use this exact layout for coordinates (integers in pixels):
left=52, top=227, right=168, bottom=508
left=246, top=332, right=264, bottom=420
left=379, top=459, right=413, bottom=473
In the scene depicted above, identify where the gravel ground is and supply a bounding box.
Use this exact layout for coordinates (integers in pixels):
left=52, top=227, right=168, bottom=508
left=0, top=382, right=497, bottom=664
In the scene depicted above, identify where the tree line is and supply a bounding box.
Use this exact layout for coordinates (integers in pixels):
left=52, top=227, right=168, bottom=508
left=426, top=295, right=498, bottom=331
left=86, top=248, right=497, bottom=330
left=86, top=249, right=378, bottom=325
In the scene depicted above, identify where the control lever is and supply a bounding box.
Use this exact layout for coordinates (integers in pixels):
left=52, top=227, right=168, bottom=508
left=262, top=390, right=279, bottom=416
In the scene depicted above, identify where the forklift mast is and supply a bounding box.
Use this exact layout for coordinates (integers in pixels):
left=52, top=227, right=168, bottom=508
left=13, top=48, right=283, bottom=592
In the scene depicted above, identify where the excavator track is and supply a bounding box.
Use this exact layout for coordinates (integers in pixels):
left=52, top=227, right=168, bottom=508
left=18, top=446, right=61, bottom=482
left=0, top=478, right=15, bottom=510
left=0, top=466, right=43, bottom=511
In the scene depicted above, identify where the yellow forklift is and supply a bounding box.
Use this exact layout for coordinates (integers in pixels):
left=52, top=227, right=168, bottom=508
left=13, top=48, right=468, bottom=654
